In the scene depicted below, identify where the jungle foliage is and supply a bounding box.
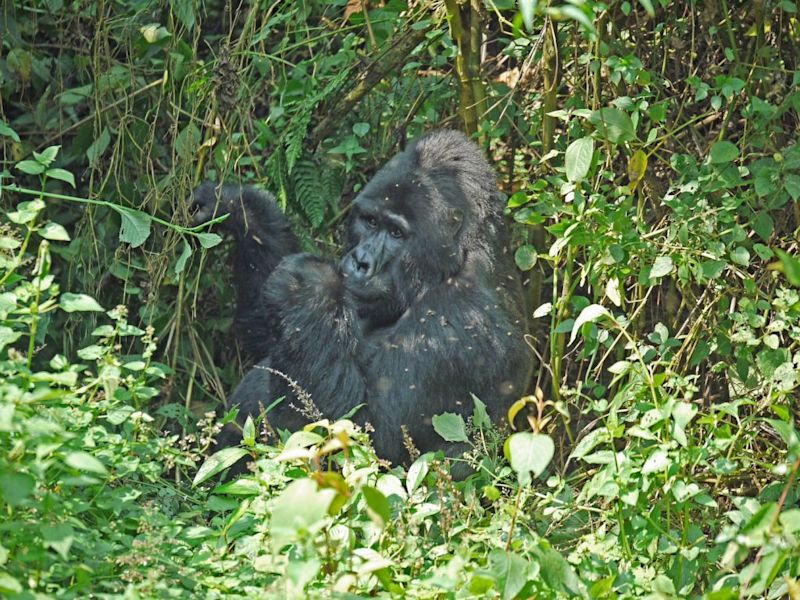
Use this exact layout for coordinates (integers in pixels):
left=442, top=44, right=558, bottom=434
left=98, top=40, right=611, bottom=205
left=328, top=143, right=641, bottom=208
left=1, top=0, right=800, bottom=597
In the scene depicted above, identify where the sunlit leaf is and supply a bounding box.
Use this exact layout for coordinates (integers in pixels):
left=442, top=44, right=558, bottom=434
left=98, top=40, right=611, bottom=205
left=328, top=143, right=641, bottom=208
left=60, top=293, right=104, bottom=312
left=504, top=432, right=554, bottom=486
left=193, top=447, right=249, bottom=485
left=570, top=304, right=610, bottom=344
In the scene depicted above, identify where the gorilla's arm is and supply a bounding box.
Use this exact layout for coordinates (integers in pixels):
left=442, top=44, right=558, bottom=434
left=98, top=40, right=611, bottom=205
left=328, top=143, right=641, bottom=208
left=191, top=183, right=300, bottom=359
left=258, top=254, right=369, bottom=428
left=360, top=280, right=530, bottom=465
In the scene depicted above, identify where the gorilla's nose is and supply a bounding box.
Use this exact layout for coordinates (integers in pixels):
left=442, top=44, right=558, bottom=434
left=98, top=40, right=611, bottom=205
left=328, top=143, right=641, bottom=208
left=342, top=249, right=372, bottom=280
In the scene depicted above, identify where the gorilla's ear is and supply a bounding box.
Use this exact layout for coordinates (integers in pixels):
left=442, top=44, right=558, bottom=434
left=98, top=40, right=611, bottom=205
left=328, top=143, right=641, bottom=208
left=445, top=207, right=465, bottom=238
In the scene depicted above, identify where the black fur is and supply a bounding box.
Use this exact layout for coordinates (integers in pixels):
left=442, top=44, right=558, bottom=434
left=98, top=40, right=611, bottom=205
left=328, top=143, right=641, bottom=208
left=192, top=130, right=533, bottom=465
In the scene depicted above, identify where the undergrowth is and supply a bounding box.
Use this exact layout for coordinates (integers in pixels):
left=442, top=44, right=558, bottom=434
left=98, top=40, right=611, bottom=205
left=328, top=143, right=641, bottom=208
left=1, top=0, right=800, bottom=598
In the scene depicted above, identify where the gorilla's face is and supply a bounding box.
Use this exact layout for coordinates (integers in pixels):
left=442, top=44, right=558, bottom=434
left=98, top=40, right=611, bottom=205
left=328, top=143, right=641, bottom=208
left=340, top=194, right=411, bottom=326
left=339, top=137, right=480, bottom=330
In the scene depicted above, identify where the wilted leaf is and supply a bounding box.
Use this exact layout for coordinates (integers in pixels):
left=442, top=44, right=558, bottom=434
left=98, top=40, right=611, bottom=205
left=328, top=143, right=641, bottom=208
left=627, top=149, right=648, bottom=188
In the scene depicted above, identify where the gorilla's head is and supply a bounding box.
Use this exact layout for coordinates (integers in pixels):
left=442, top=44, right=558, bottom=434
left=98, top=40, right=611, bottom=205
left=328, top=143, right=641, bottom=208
left=340, top=130, right=505, bottom=328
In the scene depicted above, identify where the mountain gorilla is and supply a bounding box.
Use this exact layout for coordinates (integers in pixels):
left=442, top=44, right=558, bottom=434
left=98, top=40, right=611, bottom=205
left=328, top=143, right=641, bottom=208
left=191, top=130, right=532, bottom=466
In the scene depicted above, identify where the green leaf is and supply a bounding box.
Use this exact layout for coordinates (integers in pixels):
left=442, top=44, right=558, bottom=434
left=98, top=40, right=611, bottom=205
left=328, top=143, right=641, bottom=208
left=35, top=145, right=59, bottom=166
left=38, top=222, right=71, bottom=241
left=775, top=249, right=800, bottom=286
left=729, top=246, right=750, bottom=267
left=0, top=472, right=35, bottom=506
left=7, top=200, right=45, bottom=226
left=751, top=211, right=774, bottom=241
left=471, top=394, right=491, bottom=429
left=0, top=326, right=23, bottom=352
left=569, top=303, right=610, bottom=344
left=45, top=168, right=75, bottom=188
left=193, top=447, right=249, bottom=485
left=530, top=541, right=583, bottom=595
left=627, top=149, right=648, bottom=187
left=650, top=255, right=674, bottom=279
left=170, top=0, right=196, bottom=30
left=432, top=412, right=468, bottom=442
left=174, top=239, right=192, bottom=275
left=709, top=140, right=739, bottom=164
left=86, top=128, right=111, bottom=166
left=514, top=244, right=537, bottom=271
left=546, top=5, right=595, bottom=32
left=565, top=136, right=594, bottom=183
left=270, top=479, right=337, bottom=552
left=195, top=232, right=222, bottom=248
left=116, top=207, right=152, bottom=248
left=212, top=478, right=261, bottom=496
left=518, top=0, right=539, bottom=32
left=60, top=293, right=104, bottom=312
left=140, top=23, right=171, bottom=43
left=64, top=451, right=107, bottom=474
left=701, top=259, right=726, bottom=280
left=242, top=415, right=256, bottom=447
left=642, top=448, right=670, bottom=474
left=352, top=122, right=370, bottom=137
left=41, top=523, right=75, bottom=560
left=16, top=160, right=45, bottom=175
left=504, top=432, right=554, bottom=486
left=489, top=550, right=529, bottom=600
left=0, top=120, right=20, bottom=142
left=740, top=503, right=779, bottom=543
left=784, top=173, right=800, bottom=201
left=362, top=486, right=391, bottom=526
left=0, top=572, right=22, bottom=595
left=637, top=0, right=655, bottom=17
left=588, top=108, right=635, bottom=144
left=406, top=456, right=429, bottom=494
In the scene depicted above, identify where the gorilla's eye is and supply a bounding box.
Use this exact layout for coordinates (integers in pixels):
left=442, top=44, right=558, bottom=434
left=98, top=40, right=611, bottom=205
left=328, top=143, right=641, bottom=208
left=389, top=225, right=404, bottom=239
left=364, top=215, right=378, bottom=229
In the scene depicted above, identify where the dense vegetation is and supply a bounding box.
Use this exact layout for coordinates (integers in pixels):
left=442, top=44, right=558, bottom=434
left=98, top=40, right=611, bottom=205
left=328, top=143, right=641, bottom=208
left=1, top=0, right=800, bottom=597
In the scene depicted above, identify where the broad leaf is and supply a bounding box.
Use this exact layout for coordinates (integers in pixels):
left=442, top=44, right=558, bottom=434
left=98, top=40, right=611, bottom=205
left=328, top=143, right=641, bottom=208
left=60, top=293, right=104, bottom=312
left=116, top=207, right=152, bottom=248
left=432, top=412, right=468, bottom=442
left=565, top=136, right=593, bottom=183
left=193, top=447, right=249, bottom=485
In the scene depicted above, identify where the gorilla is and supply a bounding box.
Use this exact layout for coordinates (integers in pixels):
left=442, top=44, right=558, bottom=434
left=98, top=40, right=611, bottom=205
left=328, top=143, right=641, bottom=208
left=191, top=130, right=532, bottom=466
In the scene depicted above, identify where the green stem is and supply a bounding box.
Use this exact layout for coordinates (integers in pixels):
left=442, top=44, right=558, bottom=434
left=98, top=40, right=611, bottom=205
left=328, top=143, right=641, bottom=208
left=0, top=185, right=226, bottom=235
